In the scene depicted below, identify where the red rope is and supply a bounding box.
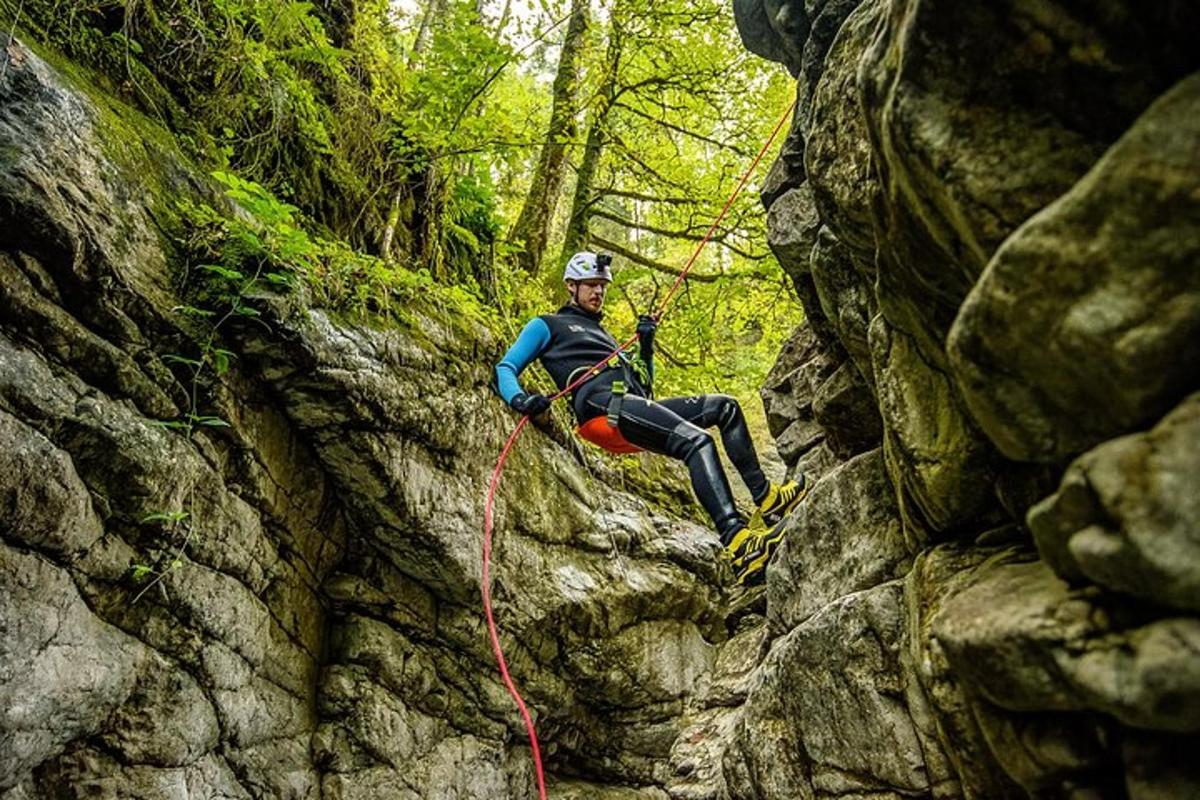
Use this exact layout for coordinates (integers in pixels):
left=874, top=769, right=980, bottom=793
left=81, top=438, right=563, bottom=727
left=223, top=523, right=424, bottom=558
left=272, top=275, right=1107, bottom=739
left=652, top=98, right=798, bottom=322
left=482, top=416, right=547, bottom=797
left=480, top=98, right=797, bottom=799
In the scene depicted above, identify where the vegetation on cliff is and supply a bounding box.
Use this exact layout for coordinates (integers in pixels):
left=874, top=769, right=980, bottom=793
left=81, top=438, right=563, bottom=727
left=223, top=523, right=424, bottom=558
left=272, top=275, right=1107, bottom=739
left=1, top=0, right=801, bottom=409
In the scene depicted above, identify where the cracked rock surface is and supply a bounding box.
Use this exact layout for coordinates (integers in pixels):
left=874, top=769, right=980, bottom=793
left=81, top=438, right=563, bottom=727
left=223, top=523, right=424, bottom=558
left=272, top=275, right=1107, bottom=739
left=744, top=0, right=1200, bottom=796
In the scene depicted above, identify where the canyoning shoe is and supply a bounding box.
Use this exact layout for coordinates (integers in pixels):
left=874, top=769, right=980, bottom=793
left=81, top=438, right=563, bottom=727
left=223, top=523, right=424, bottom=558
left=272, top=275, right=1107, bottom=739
left=732, top=515, right=789, bottom=587
left=757, top=476, right=808, bottom=526
left=723, top=518, right=760, bottom=574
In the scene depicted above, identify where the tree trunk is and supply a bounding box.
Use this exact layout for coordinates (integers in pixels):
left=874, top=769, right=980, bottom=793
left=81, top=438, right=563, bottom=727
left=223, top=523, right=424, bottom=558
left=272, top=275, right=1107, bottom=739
left=559, top=13, right=622, bottom=265
left=508, top=0, right=590, bottom=275
left=380, top=184, right=405, bottom=262
left=409, top=0, right=449, bottom=68
left=417, top=166, right=448, bottom=281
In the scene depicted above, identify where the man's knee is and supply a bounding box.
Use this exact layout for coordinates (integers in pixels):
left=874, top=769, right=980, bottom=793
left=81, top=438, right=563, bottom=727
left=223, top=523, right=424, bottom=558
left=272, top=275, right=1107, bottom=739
left=666, top=422, right=715, bottom=462
left=706, top=394, right=743, bottom=428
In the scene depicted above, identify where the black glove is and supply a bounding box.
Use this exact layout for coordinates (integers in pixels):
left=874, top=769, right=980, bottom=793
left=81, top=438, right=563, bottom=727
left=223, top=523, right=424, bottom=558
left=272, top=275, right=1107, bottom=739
left=636, top=314, right=658, bottom=343
left=510, top=392, right=552, bottom=417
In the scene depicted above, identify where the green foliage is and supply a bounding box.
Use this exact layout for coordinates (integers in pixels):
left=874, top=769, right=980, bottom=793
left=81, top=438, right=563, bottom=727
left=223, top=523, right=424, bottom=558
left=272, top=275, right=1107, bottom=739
left=178, top=171, right=500, bottom=330
left=393, top=1, right=515, bottom=157
left=3, top=0, right=395, bottom=245
left=3, top=0, right=805, bottom=436
left=128, top=506, right=190, bottom=600
left=141, top=510, right=190, bottom=525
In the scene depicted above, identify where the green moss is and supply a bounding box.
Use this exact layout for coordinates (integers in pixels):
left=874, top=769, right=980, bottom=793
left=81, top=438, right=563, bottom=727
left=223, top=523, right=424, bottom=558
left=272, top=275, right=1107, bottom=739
left=5, top=3, right=503, bottom=356
left=0, top=143, right=20, bottom=168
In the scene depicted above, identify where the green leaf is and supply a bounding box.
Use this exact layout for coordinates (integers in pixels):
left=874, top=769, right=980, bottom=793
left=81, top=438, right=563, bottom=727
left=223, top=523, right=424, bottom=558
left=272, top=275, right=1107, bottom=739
left=212, top=349, right=235, bottom=376
left=199, top=264, right=245, bottom=282
left=111, top=31, right=144, bottom=55
left=171, top=305, right=217, bottom=318
left=141, top=511, right=190, bottom=524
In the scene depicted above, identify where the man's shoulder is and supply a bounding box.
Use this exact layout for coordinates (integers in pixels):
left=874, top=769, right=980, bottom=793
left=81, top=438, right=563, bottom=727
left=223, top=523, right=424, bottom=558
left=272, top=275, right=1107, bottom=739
left=510, top=316, right=552, bottom=347
left=542, top=307, right=602, bottom=335
left=539, top=306, right=574, bottom=327
left=541, top=303, right=575, bottom=319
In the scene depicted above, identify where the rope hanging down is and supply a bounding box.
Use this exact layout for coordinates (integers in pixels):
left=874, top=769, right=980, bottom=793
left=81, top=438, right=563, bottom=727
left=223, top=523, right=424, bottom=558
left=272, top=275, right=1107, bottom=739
left=482, top=97, right=798, bottom=800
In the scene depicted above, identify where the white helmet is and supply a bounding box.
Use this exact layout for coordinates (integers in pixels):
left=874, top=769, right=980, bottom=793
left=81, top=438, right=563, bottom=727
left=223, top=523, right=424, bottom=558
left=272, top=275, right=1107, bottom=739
left=563, top=251, right=613, bottom=283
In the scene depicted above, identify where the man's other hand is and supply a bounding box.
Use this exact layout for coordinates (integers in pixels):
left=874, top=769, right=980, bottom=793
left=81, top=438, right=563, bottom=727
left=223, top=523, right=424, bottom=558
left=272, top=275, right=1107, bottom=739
left=511, top=392, right=552, bottom=416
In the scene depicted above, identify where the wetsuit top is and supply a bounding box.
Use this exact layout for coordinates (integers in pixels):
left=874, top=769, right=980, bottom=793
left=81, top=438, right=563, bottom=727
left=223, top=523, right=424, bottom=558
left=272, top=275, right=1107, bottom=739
left=494, top=304, right=653, bottom=418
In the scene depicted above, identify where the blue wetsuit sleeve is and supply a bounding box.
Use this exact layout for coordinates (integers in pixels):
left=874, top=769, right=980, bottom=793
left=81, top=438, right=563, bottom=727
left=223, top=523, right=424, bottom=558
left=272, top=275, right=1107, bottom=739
left=495, top=318, right=551, bottom=404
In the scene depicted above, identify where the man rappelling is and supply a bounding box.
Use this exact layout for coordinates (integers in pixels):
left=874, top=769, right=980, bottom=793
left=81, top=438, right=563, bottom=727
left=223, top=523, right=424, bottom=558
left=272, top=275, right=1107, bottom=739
left=493, top=250, right=807, bottom=586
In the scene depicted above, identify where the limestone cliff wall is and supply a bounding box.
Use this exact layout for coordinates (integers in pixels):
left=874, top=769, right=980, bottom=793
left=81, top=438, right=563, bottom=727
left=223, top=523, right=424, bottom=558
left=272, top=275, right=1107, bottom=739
left=732, top=0, right=1200, bottom=797
left=0, top=39, right=729, bottom=800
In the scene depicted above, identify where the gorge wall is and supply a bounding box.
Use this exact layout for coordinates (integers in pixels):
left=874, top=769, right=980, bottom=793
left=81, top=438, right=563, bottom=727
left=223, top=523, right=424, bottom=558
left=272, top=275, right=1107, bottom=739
left=2, top=0, right=1199, bottom=798
left=731, top=0, right=1200, bottom=797
left=0, top=36, right=727, bottom=800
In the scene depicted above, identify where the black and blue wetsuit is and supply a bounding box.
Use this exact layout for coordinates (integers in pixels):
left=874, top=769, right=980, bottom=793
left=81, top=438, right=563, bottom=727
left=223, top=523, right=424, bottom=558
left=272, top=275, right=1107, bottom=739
left=495, top=303, right=770, bottom=544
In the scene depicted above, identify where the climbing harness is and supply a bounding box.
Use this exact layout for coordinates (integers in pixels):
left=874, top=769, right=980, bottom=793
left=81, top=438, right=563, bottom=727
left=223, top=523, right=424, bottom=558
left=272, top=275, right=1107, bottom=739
left=576, top=414, right=641, bottom=454
left=564, top=356, right=646, bottom=454
left=574, top=379, right=643, bottom=453
left=482, top=97, right=798, bottom=800
left=605, top=380, right=626, bottom=428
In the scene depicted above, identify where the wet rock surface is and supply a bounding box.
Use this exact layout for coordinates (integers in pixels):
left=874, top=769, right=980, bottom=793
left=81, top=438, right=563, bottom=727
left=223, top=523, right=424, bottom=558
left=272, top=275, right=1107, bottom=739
left=746, top=0, right=1200, bottom=795
left=0, top=39, right=733, bottom=799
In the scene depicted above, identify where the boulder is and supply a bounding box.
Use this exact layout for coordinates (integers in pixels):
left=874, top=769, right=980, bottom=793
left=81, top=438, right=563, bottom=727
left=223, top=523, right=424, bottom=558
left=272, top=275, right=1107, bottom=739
left=935, top=559, right=1200, bottom=733
left=811, top=360, right=881, bottom=459
left=733, top=0, right=807, bottom=76
left=0, top=547, right=143, bottom=790
left=860, top=0, right=1199, bottom=364
left=871, top=315, right=1001, bottom=536
left=759, top=325, right=840, bottom=473
left=729, top=581, right=945, bottom=798
left=948, top=74, right=1200, bottom=462
left=803, top=0, right=881, bottom=264
left=766, top=448, right=912, bottom=631
left=808, top=227, right=874, bottom=384
left=1028, top=392, right=1200, bottom=612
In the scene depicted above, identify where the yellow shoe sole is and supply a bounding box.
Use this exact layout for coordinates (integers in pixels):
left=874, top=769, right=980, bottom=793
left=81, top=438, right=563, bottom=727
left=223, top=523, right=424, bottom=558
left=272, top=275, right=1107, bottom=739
left=733, top=520, right=788, bottom=585
left=759, top=479, right=808, bottom=525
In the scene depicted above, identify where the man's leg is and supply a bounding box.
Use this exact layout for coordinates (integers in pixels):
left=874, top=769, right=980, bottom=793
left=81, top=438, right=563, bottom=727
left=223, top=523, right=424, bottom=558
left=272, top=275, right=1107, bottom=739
left=660, top=394, right=808, bottom=524
left=656, top=395, right=769, bottom=504
left=584, top=393, right=744, bottom=544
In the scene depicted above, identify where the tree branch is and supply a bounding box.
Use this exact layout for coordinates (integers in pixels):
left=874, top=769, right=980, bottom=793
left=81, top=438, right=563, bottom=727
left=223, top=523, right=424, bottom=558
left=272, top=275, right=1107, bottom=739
left=614, top=101, right=752, bottom=157
left=587, top=233, right=721, bottom=283
left=591, top=209, right=769, bottom=261
left=429, top=139, right=586, bottom=159
left=601, top=188, right=697, bottom=205
left=608, top=133, right=685, bottom=190
left=613, top=283, right=697, bottom=367
left=615, top=71, right=729, bottom=102
left=445, top=8, right=575, bottom=136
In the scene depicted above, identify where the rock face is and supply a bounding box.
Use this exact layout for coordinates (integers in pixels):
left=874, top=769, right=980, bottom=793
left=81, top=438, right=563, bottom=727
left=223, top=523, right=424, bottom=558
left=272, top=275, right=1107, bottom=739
left=741, top=0, right=1200, bottom=796
left=4, top=0, right=1200, bottom=796
left=0, top=39, right=729, bottom=799
left=948, top=74, right=1200, bottom=463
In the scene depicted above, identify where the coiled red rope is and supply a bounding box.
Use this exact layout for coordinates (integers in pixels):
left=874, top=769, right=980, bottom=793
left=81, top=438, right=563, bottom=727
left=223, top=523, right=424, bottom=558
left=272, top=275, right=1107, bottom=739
left=481, top=98, right=797, bottom=799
